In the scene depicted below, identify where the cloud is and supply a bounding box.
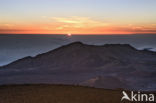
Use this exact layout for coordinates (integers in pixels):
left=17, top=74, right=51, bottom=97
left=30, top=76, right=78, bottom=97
left=0, top=17, right=156, bottom=34
left=51, top=16, right=109, bottom=29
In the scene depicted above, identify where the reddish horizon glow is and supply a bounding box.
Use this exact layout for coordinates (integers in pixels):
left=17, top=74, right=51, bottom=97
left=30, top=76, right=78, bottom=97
left=1, top=16, right=156, bottom=35
left=0, top=0, right=156, bottom=35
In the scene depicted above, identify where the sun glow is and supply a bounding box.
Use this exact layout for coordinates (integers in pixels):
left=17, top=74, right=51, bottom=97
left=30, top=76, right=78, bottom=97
left=67, top=33, right=72, bottom=36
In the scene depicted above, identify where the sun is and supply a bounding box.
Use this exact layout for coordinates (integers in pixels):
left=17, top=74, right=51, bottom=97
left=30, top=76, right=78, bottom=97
left=67, top=33, right=72, bottom=36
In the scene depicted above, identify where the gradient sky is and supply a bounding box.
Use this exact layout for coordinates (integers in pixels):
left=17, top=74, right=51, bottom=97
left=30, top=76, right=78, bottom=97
left=0, top=0, right=156, bottom=34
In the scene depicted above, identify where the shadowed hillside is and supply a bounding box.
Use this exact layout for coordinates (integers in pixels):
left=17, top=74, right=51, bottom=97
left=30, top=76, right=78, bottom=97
left=0, top=42, right=156, bottom=90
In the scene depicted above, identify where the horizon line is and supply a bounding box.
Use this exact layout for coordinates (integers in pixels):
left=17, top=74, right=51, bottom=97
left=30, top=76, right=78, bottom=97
left=0, top=33, right=156, bottom=35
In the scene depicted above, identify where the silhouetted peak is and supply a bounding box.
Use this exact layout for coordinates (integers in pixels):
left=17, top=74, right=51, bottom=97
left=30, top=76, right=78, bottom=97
left=67, top=41, right=84, bottom=46
left=1, top=42, right=154, bottom=70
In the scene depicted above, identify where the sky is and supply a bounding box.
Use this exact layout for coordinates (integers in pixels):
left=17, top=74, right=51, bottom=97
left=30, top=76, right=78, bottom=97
left=0, top=0, right=156, bottom=34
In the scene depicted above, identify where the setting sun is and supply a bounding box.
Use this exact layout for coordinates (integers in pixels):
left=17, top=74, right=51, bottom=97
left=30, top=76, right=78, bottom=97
left=67, top=33, right=72, bottom=36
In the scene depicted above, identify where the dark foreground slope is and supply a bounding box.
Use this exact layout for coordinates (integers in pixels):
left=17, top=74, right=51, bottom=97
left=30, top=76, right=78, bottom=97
left=0, top=84, right=127, bottom=103
left=0, top=42, right=156, bottom=90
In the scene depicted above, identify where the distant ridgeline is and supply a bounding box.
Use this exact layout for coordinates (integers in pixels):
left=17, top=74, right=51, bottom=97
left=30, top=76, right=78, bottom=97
left=0, top=42, right=156, bottom=91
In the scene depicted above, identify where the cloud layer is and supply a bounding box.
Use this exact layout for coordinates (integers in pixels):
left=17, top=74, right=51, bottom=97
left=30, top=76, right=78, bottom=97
left=0, top=16, right=156, bottom=34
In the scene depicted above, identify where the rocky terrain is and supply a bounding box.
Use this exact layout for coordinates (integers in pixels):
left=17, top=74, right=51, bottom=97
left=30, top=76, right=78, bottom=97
left=0, top=42, right=156, bottom=90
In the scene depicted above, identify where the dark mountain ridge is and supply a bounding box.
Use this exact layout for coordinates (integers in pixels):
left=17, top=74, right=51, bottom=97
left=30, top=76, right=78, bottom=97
left=1, top=42, right=153, bottom=69
left=0, top=42, right=156, bottom=90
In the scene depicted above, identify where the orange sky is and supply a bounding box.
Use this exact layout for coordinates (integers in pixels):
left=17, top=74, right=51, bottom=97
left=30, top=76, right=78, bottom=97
left=1, top=0, right=156, bottom=35
left=1, top=16, right=156, bottom=34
